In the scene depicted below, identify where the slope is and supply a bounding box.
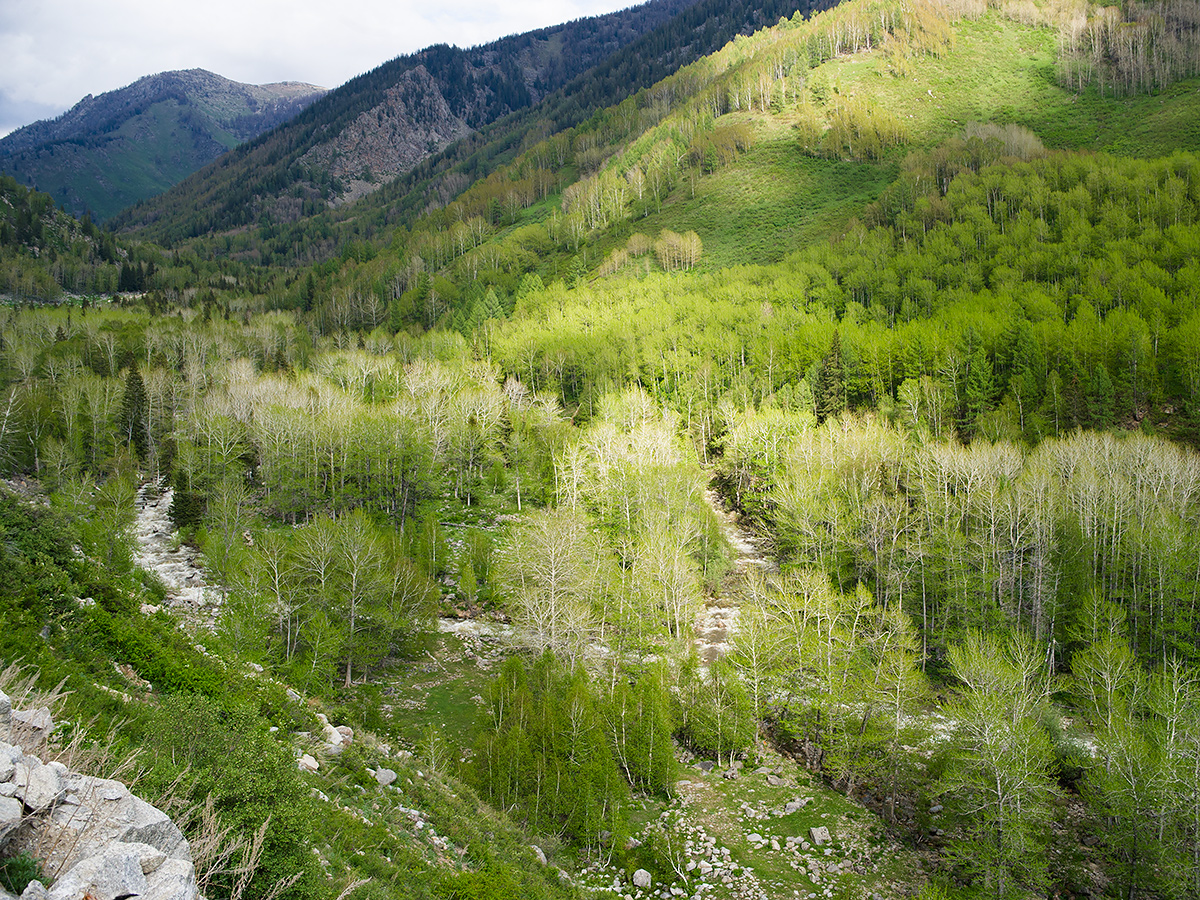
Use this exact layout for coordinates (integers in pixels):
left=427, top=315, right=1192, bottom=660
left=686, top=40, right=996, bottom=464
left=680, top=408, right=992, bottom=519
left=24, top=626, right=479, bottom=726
left=0, top=70, right=326, bottom=222
left=111, top=0, right=837, bottom=262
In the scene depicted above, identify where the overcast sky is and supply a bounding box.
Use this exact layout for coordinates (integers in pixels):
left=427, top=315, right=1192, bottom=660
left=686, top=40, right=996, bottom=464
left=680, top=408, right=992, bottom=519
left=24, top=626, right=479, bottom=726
left=0, top=0, right=639, bottom=137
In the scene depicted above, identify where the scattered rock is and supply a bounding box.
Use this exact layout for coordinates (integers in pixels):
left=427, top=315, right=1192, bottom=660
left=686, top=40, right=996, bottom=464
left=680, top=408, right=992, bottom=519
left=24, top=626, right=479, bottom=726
left=809, top=826, right=831, bottom=846
left=766, top=774, right=785, bottom=786
left=374, top=768, right=396, bottom=787
left=632, top=868, right=652, bottom=889
left=298, top=755, right=319, bottom=773
left=784, top=799, right=804, bottom=814
left=531, top=845, right=547, bottom=866
left=929, top=803, right=943, bottom=815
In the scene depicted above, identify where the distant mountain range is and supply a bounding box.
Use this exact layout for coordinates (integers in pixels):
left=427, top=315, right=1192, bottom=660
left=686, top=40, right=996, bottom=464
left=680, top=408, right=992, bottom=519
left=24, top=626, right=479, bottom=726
left=0, top=69, right=328, bottom=221
left=111, top=0, right=827, bottom=258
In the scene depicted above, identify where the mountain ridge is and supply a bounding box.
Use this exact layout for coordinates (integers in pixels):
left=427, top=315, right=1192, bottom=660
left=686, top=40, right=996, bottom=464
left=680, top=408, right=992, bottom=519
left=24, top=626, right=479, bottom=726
left=0, top=68, right=328, bottom=221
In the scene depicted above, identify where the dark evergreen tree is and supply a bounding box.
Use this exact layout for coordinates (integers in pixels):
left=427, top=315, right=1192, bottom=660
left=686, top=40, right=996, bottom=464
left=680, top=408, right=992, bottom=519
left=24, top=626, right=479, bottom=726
left=814, top=330, right=845, bottom=423
left=118, top=363, right=149, bottom=458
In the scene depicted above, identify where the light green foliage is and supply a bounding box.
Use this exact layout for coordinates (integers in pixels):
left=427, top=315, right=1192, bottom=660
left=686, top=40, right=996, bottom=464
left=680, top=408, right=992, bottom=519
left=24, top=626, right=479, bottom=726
left=675, top=656, right=756, bottom=766
left=1071, top=600, right=1200, bottom=899
left=938, top=631, right=1060, bottom=898
left=472, top=653, right=629, bottom=849
left=493, top=506, right=610, bottom=664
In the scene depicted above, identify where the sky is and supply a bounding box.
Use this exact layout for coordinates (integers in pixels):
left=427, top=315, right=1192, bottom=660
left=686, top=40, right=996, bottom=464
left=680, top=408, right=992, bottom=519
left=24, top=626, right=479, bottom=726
left=0, top=0, right=638, bottom=137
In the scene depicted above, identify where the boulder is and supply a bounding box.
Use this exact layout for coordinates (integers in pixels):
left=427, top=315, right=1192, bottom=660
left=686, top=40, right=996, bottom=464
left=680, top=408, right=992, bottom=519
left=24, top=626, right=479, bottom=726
left=374, top=768, right=396, bottom=787
left=784, top=799, right=804, bottom=814
left=809, top=825, right=831, bottom=846
left=632, top=868, right=652, bottom=889
left=43, top=775, right=189, bottom=876
left=298, top=754, right=320, bottom=773
left=14, top=759, right=64, bottom=812
left=0, top=795, right=23, bottom=842
left=47, top=843, right=147, bottom=900
left=143, top=857, right=197, bottom=900
left=20, top=884, right=48, bottom=900
left=11, top=708, right=53, bottom=734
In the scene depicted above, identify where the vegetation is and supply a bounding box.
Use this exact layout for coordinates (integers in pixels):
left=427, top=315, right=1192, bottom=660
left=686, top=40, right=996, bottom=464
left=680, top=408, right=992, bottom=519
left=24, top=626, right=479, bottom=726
left=4, top=1, right=1200, bottom=898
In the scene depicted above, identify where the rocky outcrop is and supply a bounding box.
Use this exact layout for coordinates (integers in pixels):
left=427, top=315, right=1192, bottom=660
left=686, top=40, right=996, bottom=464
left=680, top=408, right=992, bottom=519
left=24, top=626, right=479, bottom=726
left=300, top=65, right=471, bottom=205
left=0, top=690, right=199, bottom=900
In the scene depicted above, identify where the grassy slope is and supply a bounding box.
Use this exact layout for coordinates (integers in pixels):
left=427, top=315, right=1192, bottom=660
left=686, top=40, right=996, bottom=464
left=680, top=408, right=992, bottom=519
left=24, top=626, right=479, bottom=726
left=559, top=11, right=1200, bottom=277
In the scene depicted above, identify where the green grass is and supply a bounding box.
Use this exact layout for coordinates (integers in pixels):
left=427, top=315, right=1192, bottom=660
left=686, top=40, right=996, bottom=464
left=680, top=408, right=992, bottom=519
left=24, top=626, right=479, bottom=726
left=382, top=630, right=501, bottom=748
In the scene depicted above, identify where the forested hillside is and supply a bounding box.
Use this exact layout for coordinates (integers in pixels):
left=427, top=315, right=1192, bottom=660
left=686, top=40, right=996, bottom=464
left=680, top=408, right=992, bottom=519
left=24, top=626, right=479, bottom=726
left=0, top=70, right=326, bottom=221
left=2, top=1, right=1200, bottom=899
left=109, top=0, right=837, bottom=262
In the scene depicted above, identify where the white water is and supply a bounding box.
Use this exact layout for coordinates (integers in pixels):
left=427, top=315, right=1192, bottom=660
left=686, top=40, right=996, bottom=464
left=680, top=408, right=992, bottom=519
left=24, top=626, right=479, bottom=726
left=694, top=489, right=776, bottom=665
left=133, top=485, right=220, bottom=628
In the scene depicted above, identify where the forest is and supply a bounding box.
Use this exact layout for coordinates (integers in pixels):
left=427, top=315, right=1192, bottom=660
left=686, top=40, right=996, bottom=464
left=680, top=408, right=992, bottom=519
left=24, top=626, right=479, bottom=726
left=2, top=0, right=1200, bottom=899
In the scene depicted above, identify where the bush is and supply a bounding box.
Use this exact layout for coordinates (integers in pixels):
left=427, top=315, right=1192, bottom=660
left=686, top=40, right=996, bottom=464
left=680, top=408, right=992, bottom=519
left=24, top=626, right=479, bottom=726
left=0, top=852, right=46, bottom=895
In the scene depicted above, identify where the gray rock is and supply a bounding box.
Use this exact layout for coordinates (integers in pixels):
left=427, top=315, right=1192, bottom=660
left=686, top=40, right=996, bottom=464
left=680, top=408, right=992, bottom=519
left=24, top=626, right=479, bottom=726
left=117, top=841, right=168, bottom=874
left=747, top=833, right=764, bottom=844
left=19, top=883, right=48, bottom=900
left=0, top=752, right=14, bottom=783
left=0, top=690, right=10, bottom=743
left=14, top=760, right=64, bottom=811
left=43, top=775, right=189, bottom=877
left=809, top=826, right=831, bottom=846
left=531, top=844, right=547, bottom=866
left=48, top=844, right=148, bottom=900
left=143, top=857, right=197, bottom=900
left=286, top=688, right=301, bottom=703
left=0, top=795, right=23, bottom=841
left=11, top=708, right=53, bottom=735
left=784, top=799, right=804, bottom=814
left=632, top=868, right=652, bottom=889
left=766, top=774, right=784, bottom=786
left=928, top=803, right=943, bottom=814
left=374, top=767, right=396, bottom=787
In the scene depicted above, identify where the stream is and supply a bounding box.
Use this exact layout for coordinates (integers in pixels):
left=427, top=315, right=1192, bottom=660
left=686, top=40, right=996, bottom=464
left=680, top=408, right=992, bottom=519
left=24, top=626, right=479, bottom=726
left=693, top=487, right=776, bottom=666
left=133, top=484, right=220, bottom=629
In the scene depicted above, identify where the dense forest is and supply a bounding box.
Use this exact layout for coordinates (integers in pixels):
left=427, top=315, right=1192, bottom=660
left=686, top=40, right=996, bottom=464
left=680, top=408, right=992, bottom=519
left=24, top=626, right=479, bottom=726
left=3, top=0, right=1200, bottom=899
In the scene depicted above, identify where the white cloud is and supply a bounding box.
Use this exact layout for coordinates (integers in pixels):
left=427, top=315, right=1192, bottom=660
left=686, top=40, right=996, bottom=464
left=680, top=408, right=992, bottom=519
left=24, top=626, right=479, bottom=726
left=0, top=0, right=634, bottom=135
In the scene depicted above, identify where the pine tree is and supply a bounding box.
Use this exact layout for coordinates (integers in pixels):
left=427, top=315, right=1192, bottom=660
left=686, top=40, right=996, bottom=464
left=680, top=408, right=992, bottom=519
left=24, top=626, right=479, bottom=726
left=118, top=364, right=148, bottom=458
left=814, top=330, right=845, bottom=423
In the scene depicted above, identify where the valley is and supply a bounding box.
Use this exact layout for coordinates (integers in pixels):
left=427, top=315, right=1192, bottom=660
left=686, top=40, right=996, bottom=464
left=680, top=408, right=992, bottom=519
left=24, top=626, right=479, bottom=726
left=2, top=0, right=1200, bottom=899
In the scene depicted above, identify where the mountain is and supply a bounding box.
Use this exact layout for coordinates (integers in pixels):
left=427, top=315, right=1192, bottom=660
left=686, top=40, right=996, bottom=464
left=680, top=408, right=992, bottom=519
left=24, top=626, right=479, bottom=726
left=0, top=69, right=327, bottom=221
left=111, top=0, right=831, bottom=257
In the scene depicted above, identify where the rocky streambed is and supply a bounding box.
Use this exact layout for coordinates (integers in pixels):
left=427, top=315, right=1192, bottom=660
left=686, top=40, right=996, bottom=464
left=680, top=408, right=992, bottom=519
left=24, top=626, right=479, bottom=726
left=133, top=485, right=219, bottom=629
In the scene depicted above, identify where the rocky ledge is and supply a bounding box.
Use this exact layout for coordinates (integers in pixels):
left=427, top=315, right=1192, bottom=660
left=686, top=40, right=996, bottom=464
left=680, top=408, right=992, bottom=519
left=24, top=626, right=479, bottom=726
left=0, top=689, right=199, bottom=900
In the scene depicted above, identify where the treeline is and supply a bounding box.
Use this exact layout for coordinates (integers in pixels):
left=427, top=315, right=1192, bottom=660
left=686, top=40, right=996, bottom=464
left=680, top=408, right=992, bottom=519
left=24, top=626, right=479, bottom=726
left=479, top=148, right=1200, bottom=442
left=719, top=414, right=1200, bottom=664
left=1059, top=0, right=1200, bottom=96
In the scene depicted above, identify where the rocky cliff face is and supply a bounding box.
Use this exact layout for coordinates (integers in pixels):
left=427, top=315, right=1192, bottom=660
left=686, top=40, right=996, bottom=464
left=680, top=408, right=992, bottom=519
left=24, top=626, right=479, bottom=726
left=301, top=65, right=473, bottom=205
left=0, top=70, right=326, bottom=221
left=0, top=690, right=198, bottom=900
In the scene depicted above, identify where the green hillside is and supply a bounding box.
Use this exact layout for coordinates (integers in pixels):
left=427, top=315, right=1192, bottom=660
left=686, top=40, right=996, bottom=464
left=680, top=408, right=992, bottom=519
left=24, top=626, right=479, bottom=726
left=2, top=2, right=1200, bottom=900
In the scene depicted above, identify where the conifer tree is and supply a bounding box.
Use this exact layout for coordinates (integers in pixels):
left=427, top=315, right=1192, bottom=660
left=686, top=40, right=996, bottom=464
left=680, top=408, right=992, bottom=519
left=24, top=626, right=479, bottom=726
left=814, top=330, right=845, bottom=423
left=118, top=363, right=148, bottom=458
